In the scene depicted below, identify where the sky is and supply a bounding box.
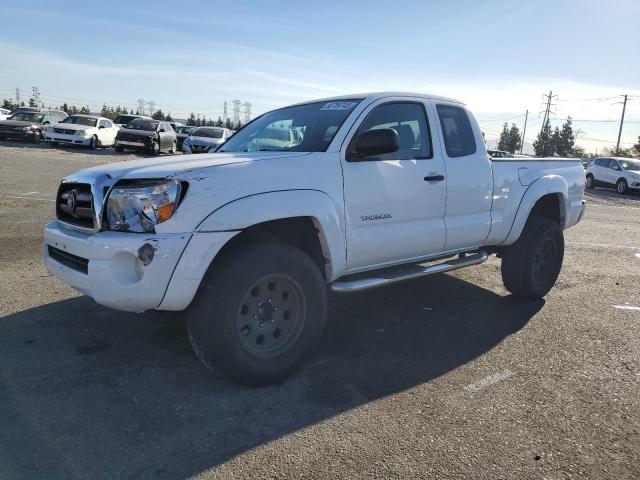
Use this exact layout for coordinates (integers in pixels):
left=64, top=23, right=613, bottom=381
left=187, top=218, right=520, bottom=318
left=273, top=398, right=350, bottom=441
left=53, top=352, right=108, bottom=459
left=1, top=0, right=639, bottom=153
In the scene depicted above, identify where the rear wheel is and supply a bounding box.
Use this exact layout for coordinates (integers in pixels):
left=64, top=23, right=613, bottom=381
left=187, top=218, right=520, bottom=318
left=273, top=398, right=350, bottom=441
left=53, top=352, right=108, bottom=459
left=501, top=216, right=564, bottom=299
left=585, top=174, right=594, bottom=189
left=186, top=240, right=327, bottom=385
left=616, top=178, right=627, bottom=194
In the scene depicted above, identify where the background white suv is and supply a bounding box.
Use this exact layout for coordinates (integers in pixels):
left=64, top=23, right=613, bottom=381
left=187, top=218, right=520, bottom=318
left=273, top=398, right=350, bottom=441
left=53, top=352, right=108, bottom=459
left=586, top=157, right=640, bottom=194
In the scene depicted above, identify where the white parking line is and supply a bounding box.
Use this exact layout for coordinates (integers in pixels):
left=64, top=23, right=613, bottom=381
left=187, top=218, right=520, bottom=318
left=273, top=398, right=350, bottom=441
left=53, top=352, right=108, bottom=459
left=463, top=370, right=513, bottom=392
left=0, top=195, right=55, bottom=202
left=567, top=241, right=638, bottom=250
left=635, top=253, right=640, bottom=259
left=22, top=191, right=40, bottom=196
left=613, top=305, right=640, bottom=311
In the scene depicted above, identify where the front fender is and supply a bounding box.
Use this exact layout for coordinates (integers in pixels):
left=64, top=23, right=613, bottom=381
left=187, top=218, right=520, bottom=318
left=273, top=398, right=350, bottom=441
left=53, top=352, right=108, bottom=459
left=197, top=189, right=346, bottom=280
left=501, top=175, right=568, bottom=246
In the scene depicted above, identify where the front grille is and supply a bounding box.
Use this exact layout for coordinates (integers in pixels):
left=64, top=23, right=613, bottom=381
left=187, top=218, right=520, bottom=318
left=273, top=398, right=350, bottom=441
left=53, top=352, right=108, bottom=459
left=53, top=128, right=75, bottom=135
left=48, top=245, right=88, bottom=274
left=56, top=182, right=95, bottom=230
left=0, top=125, right=15, bottom=131
left=191, top=144, right=209, bottom=153
left=117, top=132, right=148, bottom=143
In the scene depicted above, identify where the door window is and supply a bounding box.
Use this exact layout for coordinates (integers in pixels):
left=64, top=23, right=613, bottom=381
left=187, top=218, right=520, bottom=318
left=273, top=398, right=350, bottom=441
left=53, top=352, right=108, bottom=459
left=436, top=104, right=477, bottom=158
left=349, top=102, right=431, bottom=160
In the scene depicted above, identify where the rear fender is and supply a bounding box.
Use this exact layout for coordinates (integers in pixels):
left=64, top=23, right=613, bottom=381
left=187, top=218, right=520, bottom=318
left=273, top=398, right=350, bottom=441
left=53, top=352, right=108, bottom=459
left=502, top=175, right=568, bottom=245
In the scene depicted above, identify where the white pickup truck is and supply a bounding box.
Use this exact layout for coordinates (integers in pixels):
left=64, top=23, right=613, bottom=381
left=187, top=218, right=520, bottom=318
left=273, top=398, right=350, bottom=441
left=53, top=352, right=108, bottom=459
left=44, top=92, right=586, bottom=385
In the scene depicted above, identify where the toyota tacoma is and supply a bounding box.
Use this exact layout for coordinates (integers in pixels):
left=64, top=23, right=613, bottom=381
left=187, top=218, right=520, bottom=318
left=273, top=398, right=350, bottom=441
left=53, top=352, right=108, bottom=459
left=44, top=92, right=586, bottom=385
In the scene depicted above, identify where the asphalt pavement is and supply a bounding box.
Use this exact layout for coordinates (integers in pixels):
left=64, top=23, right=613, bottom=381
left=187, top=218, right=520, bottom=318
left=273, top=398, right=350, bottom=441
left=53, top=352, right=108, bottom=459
left=0, top=141, right=638, bottom=479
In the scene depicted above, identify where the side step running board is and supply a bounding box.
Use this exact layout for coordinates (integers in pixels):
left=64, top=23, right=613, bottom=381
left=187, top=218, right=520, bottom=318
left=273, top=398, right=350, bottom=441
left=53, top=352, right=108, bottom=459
left=331, top=251, right=489, bottom=293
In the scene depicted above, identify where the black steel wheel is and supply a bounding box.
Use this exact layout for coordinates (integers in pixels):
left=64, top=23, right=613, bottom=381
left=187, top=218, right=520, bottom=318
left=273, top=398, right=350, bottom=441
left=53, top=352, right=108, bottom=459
left=617, top=179, right=627, bottom=194
left=89, top=135, right=98, bottom=150
left=187, top=240, right=327, bottom=386
left=235, top=273, right=306, bottom=359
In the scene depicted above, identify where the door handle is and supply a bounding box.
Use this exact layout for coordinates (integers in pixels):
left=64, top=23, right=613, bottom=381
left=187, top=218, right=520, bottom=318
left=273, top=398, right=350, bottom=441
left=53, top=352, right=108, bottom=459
left=424, top=175, right=445, bottom=182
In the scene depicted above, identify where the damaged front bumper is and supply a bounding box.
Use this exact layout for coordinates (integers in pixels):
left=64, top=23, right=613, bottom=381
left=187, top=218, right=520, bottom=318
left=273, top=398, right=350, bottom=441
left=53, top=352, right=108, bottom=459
left=43, top=220, right=191, bottom=312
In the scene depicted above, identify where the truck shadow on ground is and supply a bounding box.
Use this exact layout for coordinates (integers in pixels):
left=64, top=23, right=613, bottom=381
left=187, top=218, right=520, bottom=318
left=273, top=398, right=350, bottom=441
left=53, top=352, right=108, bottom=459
left=0, top=274, right=542, bottom=479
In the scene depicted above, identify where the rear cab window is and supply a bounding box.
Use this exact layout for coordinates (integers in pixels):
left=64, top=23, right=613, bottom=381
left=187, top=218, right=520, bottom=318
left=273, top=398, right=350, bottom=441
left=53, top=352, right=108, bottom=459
left=436, top=104, right=476, bottom=158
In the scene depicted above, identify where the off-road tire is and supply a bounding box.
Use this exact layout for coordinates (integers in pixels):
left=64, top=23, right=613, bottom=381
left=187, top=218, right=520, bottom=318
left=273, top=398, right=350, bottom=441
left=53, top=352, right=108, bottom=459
left=501, top=216, right=564, bottom=299
left=186, top=240, right=327, bottom=386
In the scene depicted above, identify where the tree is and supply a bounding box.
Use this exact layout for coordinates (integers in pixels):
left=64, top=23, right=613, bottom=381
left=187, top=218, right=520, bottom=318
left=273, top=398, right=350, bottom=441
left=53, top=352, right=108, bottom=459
left=533, top=119, right=554, bottom=157
left=28, top=97, right=37, bottom=107
left=497, top=123, right=510, bottom=151
left=234, top=120, right=242, bottom=130
left=507, top=124, right=522, bottom=153
left=497, top=122, right=522, bottom=153
left=215, top=116, right=223, bottom=127
left=634, top=136, right=640, bottom=156
left=2, top=99, right=16, bottom=111
left=556, top=117, right=575, bottom=157
left=187, top=113, right=197, bottom=126
left=550, top=127, right=561, bottom=156
left=152, top=109, right=165, bottom=120
left=224, top=118, right=233, bottom=130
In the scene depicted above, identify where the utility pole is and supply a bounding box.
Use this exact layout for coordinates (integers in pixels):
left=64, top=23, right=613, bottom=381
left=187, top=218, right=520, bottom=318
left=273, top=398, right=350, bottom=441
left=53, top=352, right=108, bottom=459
left=147, top=101, right=156, bottom=116
left=520, top=109, right=528, bottom=154
left=32, top=86, right=41, bottom=106
left=15, top=87, right=21, bottom=106
left=223, top=101, right=228, bottom=122
left=137, top=99, right=145, bottom=115
left=615, top=94, right=628, bottom=153
left=539, top=90, right=556, bottom=134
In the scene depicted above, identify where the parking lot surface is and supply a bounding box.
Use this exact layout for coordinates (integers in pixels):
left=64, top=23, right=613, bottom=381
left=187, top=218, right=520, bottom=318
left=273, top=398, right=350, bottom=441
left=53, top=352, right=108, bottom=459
left=0, top=142, right=639, bottom=479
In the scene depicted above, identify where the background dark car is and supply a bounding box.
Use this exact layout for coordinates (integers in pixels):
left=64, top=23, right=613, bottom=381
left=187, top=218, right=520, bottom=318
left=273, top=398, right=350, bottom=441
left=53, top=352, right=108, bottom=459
left=173, top=125, right=197, bottom=150
left=114, top=119, right=177, bottom=154
left=113, top=114, right=149, bottom=128
left=0, top=108, right=68, bottom=143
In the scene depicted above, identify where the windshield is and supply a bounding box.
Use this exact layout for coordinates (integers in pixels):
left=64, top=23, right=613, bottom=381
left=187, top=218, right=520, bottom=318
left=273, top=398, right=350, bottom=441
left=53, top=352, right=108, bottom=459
left=114, top=115, right=137, bottom=124
left=9, top=112, right=44, bottom=122
left=219, top=99, right=362, bottom=153
left=192, top=127, right=223, bottom=139
left=176, top=126, right=196, bottom=134
left=619, top=159, right=640, bottom=171
left=126, top=119, right=158, bottom=131
left=62, top=116, right=98, bottom=127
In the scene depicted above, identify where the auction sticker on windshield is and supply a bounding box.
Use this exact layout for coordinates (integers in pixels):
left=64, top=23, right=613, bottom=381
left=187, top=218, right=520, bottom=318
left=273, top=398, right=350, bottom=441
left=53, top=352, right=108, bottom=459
left=320, top=102, right=358, bottom=110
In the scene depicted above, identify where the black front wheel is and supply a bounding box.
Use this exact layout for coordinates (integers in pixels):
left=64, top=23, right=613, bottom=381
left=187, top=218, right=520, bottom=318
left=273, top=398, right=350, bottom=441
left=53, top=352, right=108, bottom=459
left=89, top=135, right=98, bottom=150
left=186, top=240, right=327, bottom=385
left=617, top=179, right=627, bottom=195
left=501, top=216, right=564, bottom=299
left=150, top=140, right=160, bottom=155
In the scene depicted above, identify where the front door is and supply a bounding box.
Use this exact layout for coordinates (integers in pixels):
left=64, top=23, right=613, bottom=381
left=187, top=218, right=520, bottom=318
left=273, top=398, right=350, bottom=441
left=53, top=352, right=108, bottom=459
left=341, top=99, right=447, bottom=271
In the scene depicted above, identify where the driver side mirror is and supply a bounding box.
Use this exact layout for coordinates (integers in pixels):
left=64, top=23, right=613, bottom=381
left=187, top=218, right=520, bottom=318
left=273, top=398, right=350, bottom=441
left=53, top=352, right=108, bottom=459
left=348, top=128, right=399, bottom=161
left=158, top=127, right=165, bottom=132
left=98, top=125, right=105, bottom=129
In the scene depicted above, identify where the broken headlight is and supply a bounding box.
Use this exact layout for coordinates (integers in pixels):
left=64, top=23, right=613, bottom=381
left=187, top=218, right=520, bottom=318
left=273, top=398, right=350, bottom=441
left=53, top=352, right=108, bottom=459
left=106, top=180, right=182, bottom=233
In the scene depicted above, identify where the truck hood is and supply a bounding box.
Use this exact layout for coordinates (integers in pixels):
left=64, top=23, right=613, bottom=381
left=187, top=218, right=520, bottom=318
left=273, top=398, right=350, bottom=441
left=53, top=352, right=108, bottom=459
left=73, top=151, right=310, bottom=182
